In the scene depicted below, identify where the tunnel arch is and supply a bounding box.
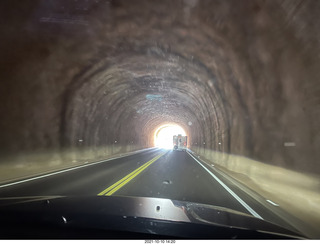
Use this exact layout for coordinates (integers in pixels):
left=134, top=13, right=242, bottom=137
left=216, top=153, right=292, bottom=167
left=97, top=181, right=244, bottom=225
left=0, top=0, right=318, bottom=175
left=0, top=1, right=320, bottom=238
left=59, top=40, right=230, bottom=155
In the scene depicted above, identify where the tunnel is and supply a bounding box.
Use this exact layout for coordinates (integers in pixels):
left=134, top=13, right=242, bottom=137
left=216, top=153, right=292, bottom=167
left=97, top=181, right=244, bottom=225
left=0, top=0, right=319, bottom=239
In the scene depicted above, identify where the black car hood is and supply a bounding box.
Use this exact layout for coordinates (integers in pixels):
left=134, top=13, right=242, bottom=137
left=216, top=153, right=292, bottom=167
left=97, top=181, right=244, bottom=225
left=0, top=195, right=305, bottom=239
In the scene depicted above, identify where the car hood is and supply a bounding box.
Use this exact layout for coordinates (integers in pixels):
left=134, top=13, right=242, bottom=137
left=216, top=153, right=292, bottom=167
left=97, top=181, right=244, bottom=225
left=0, top=195, right=305, bottom=239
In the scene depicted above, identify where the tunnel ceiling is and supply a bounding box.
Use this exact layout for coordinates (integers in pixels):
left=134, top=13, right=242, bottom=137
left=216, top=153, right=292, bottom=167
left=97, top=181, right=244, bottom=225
left=55, top=0, right=231, bottom=150
left=0, top=0, right=319, bottom=173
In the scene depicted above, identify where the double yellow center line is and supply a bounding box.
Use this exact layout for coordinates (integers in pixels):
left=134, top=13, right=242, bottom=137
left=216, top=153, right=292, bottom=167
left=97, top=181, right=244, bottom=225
left=98, top=153, right=165, bottom=196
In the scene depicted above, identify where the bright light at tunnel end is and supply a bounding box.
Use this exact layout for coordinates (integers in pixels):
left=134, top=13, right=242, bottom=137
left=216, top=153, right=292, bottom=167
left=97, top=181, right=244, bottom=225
left=154, top=124, right=186, bottom=149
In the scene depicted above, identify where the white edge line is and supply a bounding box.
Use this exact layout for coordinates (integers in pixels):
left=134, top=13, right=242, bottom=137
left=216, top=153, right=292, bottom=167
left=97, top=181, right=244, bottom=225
left=0, top=147, right=158, bottom=189
left=187, top=151, right=263, bottom=220
left=267, top=199, right=279, bottom=206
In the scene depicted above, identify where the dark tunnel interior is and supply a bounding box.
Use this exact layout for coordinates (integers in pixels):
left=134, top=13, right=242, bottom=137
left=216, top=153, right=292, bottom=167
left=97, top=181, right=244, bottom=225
left=0, top=0, right=319, bottom=238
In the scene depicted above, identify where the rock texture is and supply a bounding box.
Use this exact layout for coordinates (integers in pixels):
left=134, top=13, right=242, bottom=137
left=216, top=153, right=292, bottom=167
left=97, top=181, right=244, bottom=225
left=0, top=0, right=319, bottom=174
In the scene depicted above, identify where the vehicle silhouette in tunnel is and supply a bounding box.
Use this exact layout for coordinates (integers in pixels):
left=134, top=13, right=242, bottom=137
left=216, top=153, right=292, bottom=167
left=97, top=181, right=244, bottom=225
left=173, top=134, right=187, bottom=151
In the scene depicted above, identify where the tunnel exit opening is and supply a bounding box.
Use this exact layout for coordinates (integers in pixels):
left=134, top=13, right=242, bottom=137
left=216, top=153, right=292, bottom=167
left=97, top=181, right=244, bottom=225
left=154, top=124, right=187, bottom=149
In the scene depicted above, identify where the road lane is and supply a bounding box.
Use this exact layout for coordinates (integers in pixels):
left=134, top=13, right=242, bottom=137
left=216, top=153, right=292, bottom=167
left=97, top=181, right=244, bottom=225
left=0, top=148, right=164, bottom=197
left=98, top=152, right=166, bottom=196
left=111, top=150, right=298, bottom=232
left=114, top=150, right=255, bottom=214
left=0, top=148, right=298, bottom=233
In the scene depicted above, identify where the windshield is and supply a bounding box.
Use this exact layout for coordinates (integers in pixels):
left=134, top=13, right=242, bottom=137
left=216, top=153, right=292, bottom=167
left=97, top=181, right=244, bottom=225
left=0, top=0, right=319, bottom=239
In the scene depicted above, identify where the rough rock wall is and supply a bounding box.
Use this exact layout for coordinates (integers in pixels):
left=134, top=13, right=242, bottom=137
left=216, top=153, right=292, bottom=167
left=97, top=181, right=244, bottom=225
left=0, top=0, right=319, bottom=175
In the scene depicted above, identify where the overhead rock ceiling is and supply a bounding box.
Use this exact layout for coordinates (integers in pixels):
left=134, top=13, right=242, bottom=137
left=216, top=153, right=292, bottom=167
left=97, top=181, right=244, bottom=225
left=0, top=0, right=319, bottom=173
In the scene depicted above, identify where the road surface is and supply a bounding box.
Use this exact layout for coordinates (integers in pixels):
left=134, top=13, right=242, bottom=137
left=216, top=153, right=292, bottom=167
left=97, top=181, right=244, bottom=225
left=0, top=148, right=298, bottom=233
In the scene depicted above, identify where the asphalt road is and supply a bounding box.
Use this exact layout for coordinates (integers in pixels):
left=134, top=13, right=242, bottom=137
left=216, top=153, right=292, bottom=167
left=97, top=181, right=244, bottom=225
left=0, top=148, right=299, bottom=234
